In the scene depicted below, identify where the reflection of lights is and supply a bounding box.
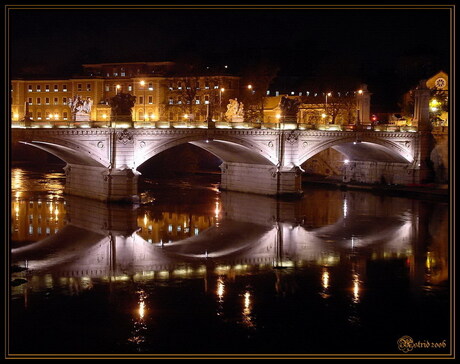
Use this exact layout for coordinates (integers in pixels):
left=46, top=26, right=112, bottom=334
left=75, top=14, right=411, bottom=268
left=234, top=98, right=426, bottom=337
left=343, top=199, right=348, bottom=218
left=244, top=291, right=251, bottom=310
left=143, top=214, right=148, bottom=226
left=217, top=277, right=225, bottom=301
left=214, top=201, right=220, bottom=219
left=352, top=273, right=360, bottom=303
left=139, top=300, right=145, bottom=319
left=322, top=268, right=329, bottom=289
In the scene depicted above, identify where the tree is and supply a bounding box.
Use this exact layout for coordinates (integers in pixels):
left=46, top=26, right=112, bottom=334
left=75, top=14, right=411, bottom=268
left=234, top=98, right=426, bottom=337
left=240, top=62, right=279, bottom=123
left=109, top=92, right=136, bottom=122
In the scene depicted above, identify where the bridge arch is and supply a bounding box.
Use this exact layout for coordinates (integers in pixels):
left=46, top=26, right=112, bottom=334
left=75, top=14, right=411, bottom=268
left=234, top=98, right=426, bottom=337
left=298, top=135, right=414, bottom=166
left=136, top=133, right=277, bottom=168
left=17, top=133, right=111, bottom=168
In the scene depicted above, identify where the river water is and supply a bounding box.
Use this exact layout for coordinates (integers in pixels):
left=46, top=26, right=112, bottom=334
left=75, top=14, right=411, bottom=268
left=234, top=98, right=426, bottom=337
left=8, top=163, right=451, bottom=356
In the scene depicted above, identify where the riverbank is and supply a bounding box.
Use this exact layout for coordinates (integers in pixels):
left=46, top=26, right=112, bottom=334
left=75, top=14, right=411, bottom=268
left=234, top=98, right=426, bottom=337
left=302, top=175, right=449, bottom=200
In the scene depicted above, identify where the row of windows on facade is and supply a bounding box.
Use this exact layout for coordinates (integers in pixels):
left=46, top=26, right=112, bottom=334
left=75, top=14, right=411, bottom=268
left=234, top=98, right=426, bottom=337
left=25, top=83, right=155, bottom=93
left=26, top=96, right=155, bottom=106
left=23, top=81, right=233, bottom=93
left=26, top=111, right=70, bottom=120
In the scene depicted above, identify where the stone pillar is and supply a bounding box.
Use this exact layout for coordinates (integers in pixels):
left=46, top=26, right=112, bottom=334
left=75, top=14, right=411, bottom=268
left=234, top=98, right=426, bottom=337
left=356, top=84, right=371, bottom=125
left=412, top=81, right=435, bottom=183
left=64, top=164, right=140, bottom=203
left=413, top=80, right=431, bottom=130
left=220, top=162, right=302, bottom=196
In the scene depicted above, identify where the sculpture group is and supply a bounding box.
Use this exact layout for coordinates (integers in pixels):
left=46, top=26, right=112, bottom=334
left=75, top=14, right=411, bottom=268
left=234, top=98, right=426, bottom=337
left=225, top=98, right=244, bottom=122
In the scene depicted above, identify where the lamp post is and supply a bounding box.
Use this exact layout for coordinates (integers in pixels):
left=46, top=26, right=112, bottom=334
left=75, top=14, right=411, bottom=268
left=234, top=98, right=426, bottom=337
left=325, top=92, right=331, bottom=123
left=116, top=84, right=121, bottom=95
left=219, top=87, right=225, bottom=121
left=140, top=80, right=146, bottom=123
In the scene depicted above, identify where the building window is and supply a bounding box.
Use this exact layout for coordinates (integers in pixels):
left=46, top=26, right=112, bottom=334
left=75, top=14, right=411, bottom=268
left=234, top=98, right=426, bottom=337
left=121, top=72, right=126, bottom=77
left=36, top=97, right=41, bottom=105
left=54, top=97, right=59, bottom=105
left=77, top=84, right=82, bottom=92
left=148, top=96, right=153, bottom=104
left=36, top=85, right=41, bottom=92
left=46, top=112, right=51, bottom=120
left=139, top=96, right=144, bottom=105
left=214, top=83, right=219, bottom=89
left=37, top=111, right=42, bottom=120
left=105, top=85, right=110, bottom=92
left=54, top=85, right=59, bottom=92
left=86, top=84, right=91, bottom=91
left=204, top=95, right=209, bottom=104
left=177, top=82, right=182, bottom=90
left=28, top=97, right=33, bottom=105
left=195, top=96, right=200, bottom=104
left=148, top=82, right=153, bottom=91
left=45, top=98, right=50, bottom=105
left=168, top=83, right=173, bottom=90
left=128, top=84, right=132, bottom=92
left=63, top=84, right=67, bottom=92
left=113, top=72, right=118, bottom=77
left=205, top=83, right=209, bottom=90
left=63, top=111, right=68, bottom=120
left=177, top=97, right=182, bottom=105
left=196, top=81, right=200, bottom=89
left=28, top=85, right=33, bottom=92
left=63, top=97, right=67, bottom=105
left=45, top=85, right=50, bottom=92
left=168, top=97, right=173, bottom=105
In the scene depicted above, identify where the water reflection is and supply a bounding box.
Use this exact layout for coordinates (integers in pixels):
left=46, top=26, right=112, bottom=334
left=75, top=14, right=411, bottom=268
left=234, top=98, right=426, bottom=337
left=9, top=169, right=450, bottom=354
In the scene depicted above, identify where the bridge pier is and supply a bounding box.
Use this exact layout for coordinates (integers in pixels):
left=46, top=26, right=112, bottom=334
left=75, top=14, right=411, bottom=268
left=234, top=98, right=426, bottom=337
left=64, top=164, right=140, bottom=203
left=220, top=162, right=303, bottom=196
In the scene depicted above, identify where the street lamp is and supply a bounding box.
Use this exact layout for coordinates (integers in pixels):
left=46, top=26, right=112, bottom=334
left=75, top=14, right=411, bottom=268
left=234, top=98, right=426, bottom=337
left=116, top=84, right=121, bottom=95
left=140, top=80, right=146, bottom=122
left=219, top=88, right=225, bottom=121
left=325, top=92, right=331, bottom=120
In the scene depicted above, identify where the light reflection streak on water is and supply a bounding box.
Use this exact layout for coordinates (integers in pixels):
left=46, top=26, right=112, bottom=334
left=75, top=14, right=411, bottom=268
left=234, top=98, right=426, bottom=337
left=128, top=290, right=148, bottom=347
left=242, top=290, right=254, bottom=328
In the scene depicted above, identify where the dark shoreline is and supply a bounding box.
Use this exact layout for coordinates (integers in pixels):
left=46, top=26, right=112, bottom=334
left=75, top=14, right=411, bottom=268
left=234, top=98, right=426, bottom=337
left=302, top=176, right=449, bottom=200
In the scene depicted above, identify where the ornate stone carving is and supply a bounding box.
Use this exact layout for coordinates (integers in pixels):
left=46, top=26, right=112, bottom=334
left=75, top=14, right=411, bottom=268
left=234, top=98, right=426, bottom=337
left=139, top=141, right=146, bottom=148
left=117, top=129, right=134, bottom=144
left=97, top=141, right=104, bottom=148
left=268, top=141, right=274, bottom=148
left=286, top=131, right=298, bottom=144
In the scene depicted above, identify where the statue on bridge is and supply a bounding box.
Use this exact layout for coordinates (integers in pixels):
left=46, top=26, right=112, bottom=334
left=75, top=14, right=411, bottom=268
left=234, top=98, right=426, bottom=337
left=109, top=92, right=136, bottom=124
left=69, top=95, right=93, bottom=122
left=225, top=98, right=244, bottom=122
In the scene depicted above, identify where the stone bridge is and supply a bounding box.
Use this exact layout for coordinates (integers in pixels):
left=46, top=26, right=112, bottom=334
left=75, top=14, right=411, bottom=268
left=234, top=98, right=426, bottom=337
left=12, top=126, right=431, bottom=202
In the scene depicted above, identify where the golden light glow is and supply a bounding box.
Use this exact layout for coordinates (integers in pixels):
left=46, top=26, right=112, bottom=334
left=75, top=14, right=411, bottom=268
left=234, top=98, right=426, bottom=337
left=358, top=90, right=363, bottom=95
left=140, top=80, right=146, bottom=87
left=116, top=84, right=121, bottom=89
left=217, top=277, right=225, bottom=301
left=247, top=84, right=253, bottom=89
left=214, top=201, right=220, bottom=219
left=352, top=273, right=360, bottom=303
left=276, top=114, right=281, bottom=119
left=327, top=92, right=332, bottom=97
left=143, top=214, right=148, bottom=226
left=150, top=113, right=156, bottom=120
left=322, top=268, right=329, bottom=289
left=183, top=114, right=188, bottom=119
left=321, top=113, right=327, bottom=119
left=13, top=113, right=19, bottom=120
left=220, top=88, right=225, bottom=92
left=102, top=114, right=107, bottom=119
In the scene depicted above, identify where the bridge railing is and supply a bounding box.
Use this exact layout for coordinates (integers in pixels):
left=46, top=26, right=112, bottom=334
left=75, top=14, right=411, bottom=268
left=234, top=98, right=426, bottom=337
left=12, top=120, right=423, bottom=133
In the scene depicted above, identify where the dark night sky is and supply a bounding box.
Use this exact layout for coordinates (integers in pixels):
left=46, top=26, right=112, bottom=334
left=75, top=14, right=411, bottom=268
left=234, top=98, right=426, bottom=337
left=8, top=6, right=451, bottom=111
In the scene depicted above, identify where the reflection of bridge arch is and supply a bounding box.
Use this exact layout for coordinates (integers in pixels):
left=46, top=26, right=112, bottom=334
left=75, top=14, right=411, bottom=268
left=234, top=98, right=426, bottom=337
left=298, top=133, right=415, bottom=165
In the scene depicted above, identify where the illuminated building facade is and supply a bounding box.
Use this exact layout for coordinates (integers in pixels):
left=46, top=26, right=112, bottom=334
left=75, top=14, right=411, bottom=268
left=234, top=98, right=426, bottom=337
left=10, top=61, right=240, bottom=126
